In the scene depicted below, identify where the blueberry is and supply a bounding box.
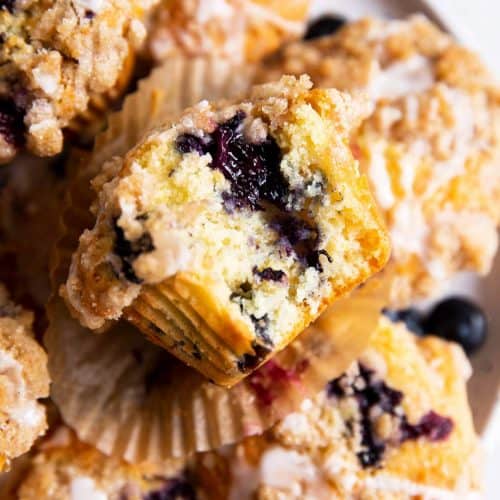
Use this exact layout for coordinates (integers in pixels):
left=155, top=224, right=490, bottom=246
left=112, top=218, right=155, bottom=284
left=270, top=215, right=322, bottom=270
left=304, top=15, right=346, bottom=40
left=237, top=342, right=271, bottom=373
left=0, top=98, right=25, bottom=148
left=382, top=308, right=425, bottom=336
left=423, top=297, right=487, bottom=354
left=326, top=363, right=453, bottom=468
left=0, top=0, right=16, bottom=13
left=328, top=365, right=402, bottom=468
left=252, top=266, right=287, bottom=284
left=175, top=133, right=209, bottom=156
left=400, top=411, right=453, bottom=443
left=250, top=313, right=273, bottom=345
left=176, top=111, right=288, bottom=212
left=357, top=440, right=385, bottom=468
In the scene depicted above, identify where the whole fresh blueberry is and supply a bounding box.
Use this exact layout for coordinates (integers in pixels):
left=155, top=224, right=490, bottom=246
left=382, top=308, right=425, bottom=336
left=423, top=297, right=487, bottom=354
left=304, top=15, right=346, bottom=40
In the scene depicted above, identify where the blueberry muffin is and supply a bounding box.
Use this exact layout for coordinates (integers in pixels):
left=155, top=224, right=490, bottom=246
left=258, top=15, right=500, bottom=303
left=4, top=426, right=190, bottom=499
left=0, top=285, right=50, bottom=471
left=193, top=316, right=480, bottom=499
left=0, top=0, right=159, bottom=163
left=4, top=318, right=480, bottom=498
left=62, top=75, right=390, bottom=386
left=146, top=0, right=310, bottom=64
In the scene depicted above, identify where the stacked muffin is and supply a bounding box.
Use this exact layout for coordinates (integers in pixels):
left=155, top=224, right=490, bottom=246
left=258, top=15, right=500, bottom=303
left=1, top=2, right=498, bottom=499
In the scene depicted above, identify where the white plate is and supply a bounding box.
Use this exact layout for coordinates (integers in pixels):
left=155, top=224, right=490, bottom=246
left=311, top=0, right=500, bottom=495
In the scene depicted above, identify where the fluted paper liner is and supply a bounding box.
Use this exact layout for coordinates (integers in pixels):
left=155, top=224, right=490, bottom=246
left=47, top=284, right=386, bottom=462
left=48, top=56, right=390, bottom=462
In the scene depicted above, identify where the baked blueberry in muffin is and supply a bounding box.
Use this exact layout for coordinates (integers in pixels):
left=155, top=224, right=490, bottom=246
left=62, top=76, right=390, bottom=386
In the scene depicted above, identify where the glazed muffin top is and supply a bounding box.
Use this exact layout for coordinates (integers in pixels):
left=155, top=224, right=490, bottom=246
left=194, top=316, right=480, bottom=499
left=146, top=0, right=310, bottom=63
left=0, top=0, right=158, bottom=163
left=258, top=15, right=500, bottom=303
left=7, top=426, right=188, bottom=499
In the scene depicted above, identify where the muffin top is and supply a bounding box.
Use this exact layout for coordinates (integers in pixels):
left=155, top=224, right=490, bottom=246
left=258, top=15, right=500, bottom=303
left=146, top=0, right=310, bottom=63
left=194, top=316, right=480, bottom=499
left=8, top=426, right=189, bottom=499
left=0, top=285, right=50, bottom=470
left=0, top=0, right=158, bottom=162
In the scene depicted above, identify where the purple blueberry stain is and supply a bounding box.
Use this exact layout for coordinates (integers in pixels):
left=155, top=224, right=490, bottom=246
left=175, top=133, right=210, bottom=156
left=270, top=215, right=330, bottom=271
left=310, top=249, right=333, bottom=273
left=250, top=313, right=273, bottom=346
left=400, top=411, right=453, bottom=442
left=252, top=266, right=287, bottom=284
left=327, top=363, right=454, bottom=468
left=229, top=281, right=253, bottom=309
left=286, top=175, right=326, bottom=211
left=0, top=98, right=25, bottom=149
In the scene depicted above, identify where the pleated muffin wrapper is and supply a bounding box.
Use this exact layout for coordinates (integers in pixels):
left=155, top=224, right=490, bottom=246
left=46, top=283, right=387, bottom=463
left=48, top=55, right=390, bottom=462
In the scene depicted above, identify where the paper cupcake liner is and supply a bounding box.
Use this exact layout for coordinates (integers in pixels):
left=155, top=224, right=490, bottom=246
left=48, top=55, right=389, bottom=462
left=46, top=282, right=386, bottom=463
